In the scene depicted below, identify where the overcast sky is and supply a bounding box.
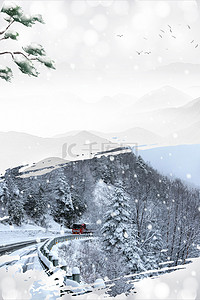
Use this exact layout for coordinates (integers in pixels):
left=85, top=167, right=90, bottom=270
left=0, top=0, right=200, bottom=137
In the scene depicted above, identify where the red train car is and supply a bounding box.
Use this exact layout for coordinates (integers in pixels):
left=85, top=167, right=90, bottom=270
left=72, top=223, right=92, bottom=234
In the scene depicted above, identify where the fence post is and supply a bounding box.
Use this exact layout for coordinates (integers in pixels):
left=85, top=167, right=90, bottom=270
left=72, top=267, right=80, bottom=283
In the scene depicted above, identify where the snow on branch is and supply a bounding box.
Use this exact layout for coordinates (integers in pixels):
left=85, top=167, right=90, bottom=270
left=0, top=65, right=13, bottom=81
left=4, top=29, right=19, bottom=40
left=0, top=2, right=55, bottom=81
left=23, top=43, right=46, bottom=56
left=36, top=57, right=56, bottom=69
left=1, top=2, right=44, bottom=27
left=14, top=56, right=39, bottom=77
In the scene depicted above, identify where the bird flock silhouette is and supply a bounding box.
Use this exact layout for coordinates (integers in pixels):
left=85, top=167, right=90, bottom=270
left=116, top=24, right=198, bottom=56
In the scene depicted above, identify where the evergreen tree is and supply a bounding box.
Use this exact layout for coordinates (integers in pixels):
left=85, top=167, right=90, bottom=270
left=4, top=169, right=24, bottom=225
left=101, top=182, right=145, bottom=277
left=53, top=175, right=74, bottom=227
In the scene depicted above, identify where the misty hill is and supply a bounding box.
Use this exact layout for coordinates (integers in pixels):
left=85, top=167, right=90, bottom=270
left=0, top=130, right=114, bottom=174
left=125, top=96, right=200, bottom=137
left=95, top=93, right=138, bottom=110
left=167, top=121, right=200, bottom=145
left=95, top=127, right=162, bottom=146
left=134, top=86, right=192, bottom=111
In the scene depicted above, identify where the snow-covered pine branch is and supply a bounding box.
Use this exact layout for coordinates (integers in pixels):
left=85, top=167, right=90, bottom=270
left=4, top=29, right=19, bottom=40
left=23, top=43, right=46, bottom=56
left=1, top=2, right=44, bottom=27
left=37, top=57, right=56, bottom=69
left=14, top=56, right=39, bottom=77
left=0, top=65, right=13, bottom=81
left=0, top=2, right=54, bottom=81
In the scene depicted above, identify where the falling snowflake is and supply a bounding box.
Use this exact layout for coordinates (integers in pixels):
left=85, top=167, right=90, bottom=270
left=147, top=224, right=152, bottom=230
left=124, top=231, right=128, bottom=238
left=173, top=133, right=178, bottom=139
left=111, top=211, right=116, bottom=217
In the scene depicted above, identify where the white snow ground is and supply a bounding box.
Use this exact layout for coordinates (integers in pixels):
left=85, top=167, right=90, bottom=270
left=0, top=244, right=61, bottom=299
left=69, top=257, right=200, bottom=300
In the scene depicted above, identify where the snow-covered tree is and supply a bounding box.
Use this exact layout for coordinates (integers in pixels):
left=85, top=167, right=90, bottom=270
left=0, top=2, right=55, bottom=81
left=53, top=175, right=74, bottom=227
left=4, top=170, right=24, bottom=225
left=101, top=182, right=145, bottom=277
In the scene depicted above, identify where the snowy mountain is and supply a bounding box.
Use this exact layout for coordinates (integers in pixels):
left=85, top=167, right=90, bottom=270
left=95, top=93, right=138, bottom=110
left=124, top=96, right=200, bottom=137
left=0, top=130, right=114, bottom=174
left=133, top=86, right=192, bottom=111
left=21, top=157, right=69, bottom=177
left=53, top=130, right=80, bottom=138
left=185, top=85, right=200, bottom=98
left=166, top=121, right=200, bottom=145
left=95, top=127, right=162, bottom=146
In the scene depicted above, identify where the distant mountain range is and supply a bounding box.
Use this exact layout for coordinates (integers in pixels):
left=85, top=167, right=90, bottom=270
left=1, top=85, right=200, bottom=173
left=0, top=130, right=115, bottom=174
left=133, top=86, right=191, bottom=111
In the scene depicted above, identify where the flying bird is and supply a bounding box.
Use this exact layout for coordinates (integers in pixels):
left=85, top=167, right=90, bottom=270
left=143, top=37, right=148, bottom=40
left=172, top=35, right=176, bottom=39
left=159, top=34, right=163, bottom=38
left=117, top=34, right=123, bottom=37
left=187, top=25, right=191, bottom=29
left=144, top=51, right=151, bottom=54
left=195, top=44, right=199, bottom=48
left=191, top=40, right=194, bottom=43
left=160, top=29, right=165, bottom=33
left=136, top=51, right=143, bottom=55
